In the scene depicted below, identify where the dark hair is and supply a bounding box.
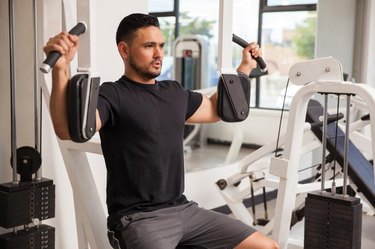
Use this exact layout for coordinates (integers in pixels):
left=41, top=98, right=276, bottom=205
left=116, top=13, right=160, bottom=45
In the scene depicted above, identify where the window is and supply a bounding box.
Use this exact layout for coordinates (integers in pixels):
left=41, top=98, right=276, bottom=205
left=258, top=0, right=317, bottom=109
left=149, top=0, right=317, bottom=109
left=233, top=0, right=260, bottom=106
left=149, top=1, right=179, bottom=81
left=150, top=0, right=220, bottom=86
left=178, top=0, right=219, bottom=87
left=157, top=16, right=177, bottom=80
left=148, top=0, right=174, bottom=13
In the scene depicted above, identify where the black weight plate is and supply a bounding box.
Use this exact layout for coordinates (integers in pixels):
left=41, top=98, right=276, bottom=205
left=10, top=146, right=41, bottom=175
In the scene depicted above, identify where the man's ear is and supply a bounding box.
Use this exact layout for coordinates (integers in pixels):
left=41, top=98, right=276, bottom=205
left=118, top=42, right=128, bottom=60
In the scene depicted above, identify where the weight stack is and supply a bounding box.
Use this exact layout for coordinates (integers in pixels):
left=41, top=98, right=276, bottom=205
left=0, top=178, right=55, bottom=229
left=304, top=191, right=362, bottom=249
left=0, top=224, right=55, bottom=249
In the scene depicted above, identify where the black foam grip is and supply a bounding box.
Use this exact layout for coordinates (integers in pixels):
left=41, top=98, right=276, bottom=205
left=40, top=22, right=86, bottom=73
left=232, top=34, right=267, bottom=72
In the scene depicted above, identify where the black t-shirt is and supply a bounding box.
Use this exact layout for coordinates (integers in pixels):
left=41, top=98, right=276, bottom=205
left=97, top=76, right=203, bottom=227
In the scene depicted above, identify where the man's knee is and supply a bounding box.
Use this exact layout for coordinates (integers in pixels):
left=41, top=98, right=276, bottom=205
left=267, top=238, right=280, bottom=249
left=234, top=231, right=280, bottom=249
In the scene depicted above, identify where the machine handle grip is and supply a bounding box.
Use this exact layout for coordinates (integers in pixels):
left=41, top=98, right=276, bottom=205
left=40, top=22, right=87, bottom=74
left=232, top=34, right=268, bottom=72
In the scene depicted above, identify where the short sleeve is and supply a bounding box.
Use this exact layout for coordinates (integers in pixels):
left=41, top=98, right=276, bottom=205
left=185, top=90, right=203, bottom=120
left=97, top=83, right=119, bottom=128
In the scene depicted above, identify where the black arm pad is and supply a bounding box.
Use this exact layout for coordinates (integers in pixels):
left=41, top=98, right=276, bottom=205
left=67, top=74, right=100, bottom=143
left=217, top=74, right=251, bottom=122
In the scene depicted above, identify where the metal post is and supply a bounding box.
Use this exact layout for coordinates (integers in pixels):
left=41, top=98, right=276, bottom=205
left=321, top=94, right=328, bottom=191
left=343, top=95, right=351, bottom=195
left=9, top=0, right=18, bottom=185
left=33, top=0, right=42, bottom=180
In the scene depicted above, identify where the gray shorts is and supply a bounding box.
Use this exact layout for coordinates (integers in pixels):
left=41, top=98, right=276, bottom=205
left=107, top=201, right=256, bottom=249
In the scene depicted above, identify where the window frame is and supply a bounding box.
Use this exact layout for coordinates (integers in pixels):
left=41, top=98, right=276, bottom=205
left=255, top=0, right=317, bottom=108
left=149, top=0, right=180, bottom=38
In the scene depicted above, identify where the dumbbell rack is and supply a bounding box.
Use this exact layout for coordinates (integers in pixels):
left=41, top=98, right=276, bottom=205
left=0, top=0, right=55, bottom=248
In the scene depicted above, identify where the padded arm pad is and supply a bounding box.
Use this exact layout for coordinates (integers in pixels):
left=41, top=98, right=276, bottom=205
left=217, top=73, right=251, bottom=122
left=67, top=74, right=100, bottom=143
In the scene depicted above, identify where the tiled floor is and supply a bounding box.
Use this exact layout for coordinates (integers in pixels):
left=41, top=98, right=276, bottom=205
left=184, top=142, right=375, bottom=248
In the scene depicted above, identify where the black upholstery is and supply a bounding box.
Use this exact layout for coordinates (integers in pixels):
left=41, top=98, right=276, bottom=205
left=67, top=74, right=100, bottom=143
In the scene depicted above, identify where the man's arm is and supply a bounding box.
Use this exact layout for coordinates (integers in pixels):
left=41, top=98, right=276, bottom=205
left=44, top=32, right=102, bottom=140
left=49, top=66, right=70, bottom=139
left=186, top=42, right=261, bottom=124
left=186, top=92, right=220, bottom=123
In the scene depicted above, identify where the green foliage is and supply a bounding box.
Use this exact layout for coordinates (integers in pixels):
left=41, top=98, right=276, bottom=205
left=292, top=15, right=316, bottom=59
left=178, top=12, right=216, bottom=38
left=160, top=12, right=215, bottom=39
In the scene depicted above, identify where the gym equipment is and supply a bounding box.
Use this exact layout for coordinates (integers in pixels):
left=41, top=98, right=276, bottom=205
left=306, top=99, right=375, bottom=207
left=0, top=180, right=56, bottom=228
left=232, top=34, right=267, bottom=73
left=174, top=35, right=211, bottom=148
left=0, top=224, right=55, bottom=249
left=10, top=146, right=42, bottom=182
left=216, top=57, right=375, bottom=249
left=67, top=73, right=100, bottom=143
left=216, top=34, right=269, bottom=122
left=257, top=185, right=270, bottom=226
left=40, top=22, right=87, bottom=74
left=248, top=175, right=257, bottom=225
left=0, top=0, right=55, bottom=247
left=40, top=22, right=100, bottom=143
left=271, top=57, right=375, bottom=249
left=38, top=0, right=110, bottom=247
left=217, top=73, right=250, bottom=122
left=174, top=35, right=211, bottom=90
left=304, top=94, right=362, bottom=249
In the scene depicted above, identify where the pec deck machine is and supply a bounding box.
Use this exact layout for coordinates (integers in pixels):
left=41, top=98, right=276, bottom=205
left=1, top=0, right=375, bottom=249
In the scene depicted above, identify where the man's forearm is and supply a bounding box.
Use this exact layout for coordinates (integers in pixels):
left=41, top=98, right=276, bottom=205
left=209, top=91, right=220, bottom=122
left=50, top=67, right=70, bottom=140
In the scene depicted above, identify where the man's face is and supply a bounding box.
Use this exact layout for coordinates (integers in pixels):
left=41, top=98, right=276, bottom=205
left=126, top=26, right=164, bottom=80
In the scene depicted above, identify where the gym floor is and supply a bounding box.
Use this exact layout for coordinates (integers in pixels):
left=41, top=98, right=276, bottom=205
left=184, top=142, right=375, bottom=248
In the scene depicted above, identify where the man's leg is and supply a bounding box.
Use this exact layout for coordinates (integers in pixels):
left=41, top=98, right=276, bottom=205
left=119, top=206, right=187, bottom=249
left=234, top=231, right=280, bottom=249
left=179, top=202, right=279, bottom=249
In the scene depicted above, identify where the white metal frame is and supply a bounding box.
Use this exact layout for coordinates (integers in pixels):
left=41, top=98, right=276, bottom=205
left=40, top=0, right=109, bottom=248
left=217, top=57, right=375, bottom=249
left=272, top=77, right=375, bottom=249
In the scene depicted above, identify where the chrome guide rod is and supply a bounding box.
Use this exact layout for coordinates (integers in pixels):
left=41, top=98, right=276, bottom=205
left=33, top=0, right=42, bottom=180
left=343, top=95, right=351, bottom=195
left=9, top=0, right=18, bottom=185
left=321, top=94, right=328, bottom=191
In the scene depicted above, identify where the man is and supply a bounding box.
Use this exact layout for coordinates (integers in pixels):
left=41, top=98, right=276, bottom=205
left=44, top=13, right=279, bottom=249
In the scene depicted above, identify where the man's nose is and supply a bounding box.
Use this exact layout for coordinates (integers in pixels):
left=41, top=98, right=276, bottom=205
left=154, top=46, right=163, bottom=57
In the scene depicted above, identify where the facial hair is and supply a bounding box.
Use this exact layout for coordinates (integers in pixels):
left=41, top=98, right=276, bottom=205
left=128, top=56, right=162, bottom=80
